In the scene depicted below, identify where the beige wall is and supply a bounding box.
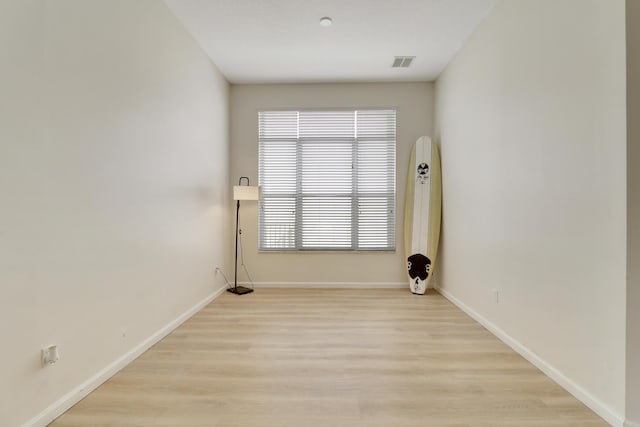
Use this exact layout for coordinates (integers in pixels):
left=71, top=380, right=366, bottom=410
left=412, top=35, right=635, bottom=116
left=627, top=0, right=640, bottom=425
left=0, top=1, right=229, bottom=426
left=434, top=0, right=626, bottom=423
left=230, top=83, right=433, bottom=285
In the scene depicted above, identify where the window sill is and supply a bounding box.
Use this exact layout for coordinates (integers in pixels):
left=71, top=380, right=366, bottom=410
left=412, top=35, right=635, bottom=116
left=258, top=250, right=397, bottom=254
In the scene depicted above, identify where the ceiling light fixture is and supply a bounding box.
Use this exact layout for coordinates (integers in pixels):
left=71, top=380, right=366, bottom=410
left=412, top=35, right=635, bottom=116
left=319, top=17, right=333, bottom=27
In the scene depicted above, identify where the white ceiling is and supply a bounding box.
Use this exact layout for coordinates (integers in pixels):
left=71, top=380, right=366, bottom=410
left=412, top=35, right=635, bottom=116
left=164, top=0, right=496, bottom=84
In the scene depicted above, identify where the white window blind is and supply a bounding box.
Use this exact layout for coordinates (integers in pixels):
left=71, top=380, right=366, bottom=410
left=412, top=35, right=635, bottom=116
left=258, top=109, right=396, bottom=251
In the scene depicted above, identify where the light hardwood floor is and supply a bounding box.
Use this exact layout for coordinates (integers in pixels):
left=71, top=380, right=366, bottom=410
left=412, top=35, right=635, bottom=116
left=51, top=288, right=607, bottom=427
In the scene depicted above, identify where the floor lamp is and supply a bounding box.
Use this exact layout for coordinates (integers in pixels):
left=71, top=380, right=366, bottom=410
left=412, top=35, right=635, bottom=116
left=228, top=176, right=261, bottom=295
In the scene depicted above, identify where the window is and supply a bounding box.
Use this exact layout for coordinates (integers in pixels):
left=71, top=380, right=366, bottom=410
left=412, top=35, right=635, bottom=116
left=258, top=109, right=396, bottom=251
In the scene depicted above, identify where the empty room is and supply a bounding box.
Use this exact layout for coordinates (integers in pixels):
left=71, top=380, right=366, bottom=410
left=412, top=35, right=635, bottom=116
left=1, top=0, right=639, bottom=426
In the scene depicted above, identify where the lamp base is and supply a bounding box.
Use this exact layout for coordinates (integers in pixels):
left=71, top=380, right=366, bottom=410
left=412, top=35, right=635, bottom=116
left=227, top=286, right=254, bottom=295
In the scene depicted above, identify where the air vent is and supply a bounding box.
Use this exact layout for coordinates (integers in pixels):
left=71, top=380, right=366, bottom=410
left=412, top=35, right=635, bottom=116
left=392, top=56, right=415, bottom=68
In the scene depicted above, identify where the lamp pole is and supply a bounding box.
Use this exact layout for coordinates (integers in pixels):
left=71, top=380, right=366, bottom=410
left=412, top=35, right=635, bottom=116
left=234, top=198, right=240, bottom=292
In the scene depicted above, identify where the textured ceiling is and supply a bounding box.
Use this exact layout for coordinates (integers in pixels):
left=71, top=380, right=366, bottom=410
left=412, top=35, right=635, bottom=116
left=165, top=0, right=496, bottom=84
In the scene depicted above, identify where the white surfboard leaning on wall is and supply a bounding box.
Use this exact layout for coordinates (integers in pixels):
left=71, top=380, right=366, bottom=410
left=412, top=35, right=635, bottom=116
left=404, top=136, right=442, bottom=294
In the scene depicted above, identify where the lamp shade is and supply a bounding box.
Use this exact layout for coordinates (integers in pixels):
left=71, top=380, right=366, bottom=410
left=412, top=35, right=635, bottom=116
left=233, top=185, right=261, bottom=201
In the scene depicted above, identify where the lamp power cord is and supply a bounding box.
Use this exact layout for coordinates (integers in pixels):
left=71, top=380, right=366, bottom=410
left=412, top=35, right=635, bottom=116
left=215, top=210, right=255, bottom=291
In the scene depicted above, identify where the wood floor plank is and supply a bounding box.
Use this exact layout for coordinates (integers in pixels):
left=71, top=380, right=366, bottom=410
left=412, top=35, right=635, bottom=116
left=50, top=288, right=607, bottom=426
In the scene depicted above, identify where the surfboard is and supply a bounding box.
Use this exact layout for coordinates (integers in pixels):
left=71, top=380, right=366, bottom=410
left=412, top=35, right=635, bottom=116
left=404, top=136, right=442, bottom=295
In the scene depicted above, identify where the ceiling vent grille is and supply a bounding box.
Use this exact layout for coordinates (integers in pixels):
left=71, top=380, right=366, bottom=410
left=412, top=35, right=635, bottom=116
left=392, top=56, right=415, bottom=68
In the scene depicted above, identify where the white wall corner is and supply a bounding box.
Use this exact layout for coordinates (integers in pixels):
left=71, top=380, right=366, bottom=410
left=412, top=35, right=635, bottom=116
left=20, top=285, right=228, bottom=427
left=435, top=286, right=625, bottom=427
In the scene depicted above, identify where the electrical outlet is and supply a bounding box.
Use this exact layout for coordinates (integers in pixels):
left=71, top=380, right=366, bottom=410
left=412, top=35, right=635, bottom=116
left=214, top=267, right=230, bottom=287
left=42, top=345, right=59, bottom=366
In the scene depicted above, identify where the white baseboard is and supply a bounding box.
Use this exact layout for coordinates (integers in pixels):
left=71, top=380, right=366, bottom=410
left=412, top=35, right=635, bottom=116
left=21, top=285, right=228, bottom=427
left=239, top=281, right=406, bottom=289
left=435, top=286, right=624, bottom=427
left=625, top=420, right=640, bottom=427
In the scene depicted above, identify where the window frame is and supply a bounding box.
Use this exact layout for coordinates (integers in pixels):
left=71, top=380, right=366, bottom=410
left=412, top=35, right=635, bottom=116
left=258, top=108, right=397, bottom=252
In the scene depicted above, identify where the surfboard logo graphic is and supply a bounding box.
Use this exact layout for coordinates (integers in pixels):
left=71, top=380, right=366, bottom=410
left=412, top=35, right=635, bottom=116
left=416, top=162, right=429, bottom=184
left=407, top=253, right=431, bottom=294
